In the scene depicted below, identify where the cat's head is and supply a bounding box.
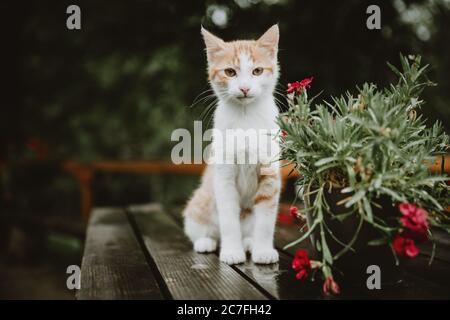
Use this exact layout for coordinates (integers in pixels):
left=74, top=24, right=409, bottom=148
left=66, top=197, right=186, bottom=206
left=201, top=25, right=279, bottom=106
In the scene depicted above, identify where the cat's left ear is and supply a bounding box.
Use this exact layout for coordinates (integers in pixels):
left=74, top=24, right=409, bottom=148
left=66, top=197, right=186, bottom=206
left=201, top=26, right=226, bottom=60
left=257, top=24, right=279, bottom=56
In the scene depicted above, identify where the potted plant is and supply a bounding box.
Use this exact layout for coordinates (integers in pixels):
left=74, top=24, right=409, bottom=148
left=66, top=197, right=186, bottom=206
left=278, top=55, right=450, bottom=295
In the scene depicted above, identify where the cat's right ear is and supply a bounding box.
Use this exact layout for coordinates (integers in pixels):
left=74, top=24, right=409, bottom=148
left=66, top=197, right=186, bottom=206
left=201, top=27, right=226, bottom=60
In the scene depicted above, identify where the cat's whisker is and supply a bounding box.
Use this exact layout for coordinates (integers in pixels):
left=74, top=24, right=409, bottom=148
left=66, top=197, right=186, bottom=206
left=200, top=98, right=218, bottom=123
left=203, top=101, right=218, bottom=129
left=196, top=95, right=217, bottom=107
left=190, top=92, right=215, bottom=109
left=190, top=93, right=217, bottom=109
left=201, top=98, right=217, bottom=116
left=273, top=98, right=288, bottom=112
left=191, top=87, right=214, bottom=104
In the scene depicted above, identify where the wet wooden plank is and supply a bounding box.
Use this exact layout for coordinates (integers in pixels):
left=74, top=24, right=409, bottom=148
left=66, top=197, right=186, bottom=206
left=274, top=221, right=377, bottom=299
left=358, top=271, right=450, bottom=299
left=130, top=207, right=269, bottom=300
left=402, top=255, right=450, bottom=289
left=231, top=252, right=324, bottom=300
left=165, top=206, right=450, bottom=299
left=78, top=207, right=164, bottom=299
left=167, top=207, right=363, bottom=299
left=166, top=206, right=324, bottom=299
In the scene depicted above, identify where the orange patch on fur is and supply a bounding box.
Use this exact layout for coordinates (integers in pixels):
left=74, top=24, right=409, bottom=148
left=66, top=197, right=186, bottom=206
left=254, top=194, right=273, bottom=204
left=254, top=187, right=279, bottom=204
left=207, top=40, right=276, bottom=82
left=240, top=207, right=252, bottom=218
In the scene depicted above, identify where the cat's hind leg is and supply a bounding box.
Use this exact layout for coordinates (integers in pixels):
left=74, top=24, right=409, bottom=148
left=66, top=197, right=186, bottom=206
left=183, top=172, right=219, bottom=253
left=184, top=211, right=219, bottom=253
left=194, top=237, right=217, bottom=253
left=184, top=215, right=219, bottom=253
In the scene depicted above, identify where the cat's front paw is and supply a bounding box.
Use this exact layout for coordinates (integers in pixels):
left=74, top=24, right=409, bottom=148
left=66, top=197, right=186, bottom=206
left=194, top=237, right=217, bottom=253
left=252, top=248, right=279, bottom=264
left=220, top=249, right=246, bottom=265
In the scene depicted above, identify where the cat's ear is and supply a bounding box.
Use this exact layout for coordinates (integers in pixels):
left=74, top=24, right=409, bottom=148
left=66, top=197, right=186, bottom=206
left=201, top=26, right=226, bottom=59
left=257, top=24, right=279, bottom=56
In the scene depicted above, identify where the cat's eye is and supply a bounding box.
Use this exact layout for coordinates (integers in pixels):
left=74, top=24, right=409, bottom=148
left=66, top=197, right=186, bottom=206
left=252, top=67, right=264, bottom=76
left=224, top=68, right=236, bottom=77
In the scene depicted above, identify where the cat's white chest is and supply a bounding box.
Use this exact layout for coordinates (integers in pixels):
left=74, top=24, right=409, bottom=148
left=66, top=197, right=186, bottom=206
left=211, top=100, right=278, bottom=209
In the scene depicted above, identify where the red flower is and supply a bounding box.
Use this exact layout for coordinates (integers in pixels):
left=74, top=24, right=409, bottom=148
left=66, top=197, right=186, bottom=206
left=277, top=212, right=295, bottom=225
left=287, top=77, right=314, bottom=94
left=290, top=206, right=299, bottom=218
left=26, top=137, right=49, bottom=159
left=292, top=249, right=311, bottom=281
left=399, top=203, right=429, bottom=241
left=392, top=234, right=419, bottom=258
left=323, top=276, right=341, bottom=296
left=287, top=82, right=301, bottom=94
left=281, top=130, right=288, bottom=138
left=299, top=77, right=314, bottom=88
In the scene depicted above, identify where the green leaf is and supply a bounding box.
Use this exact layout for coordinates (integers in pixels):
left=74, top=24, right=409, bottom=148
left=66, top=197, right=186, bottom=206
left=367, top=238, right=387, bottom=246
left=379, top=187, right=405, bottom=202
left=315, top=239, right=322, bottom=252
left=362, top=197, right=374, bottom=222
left=333, top=215, right=364, bottom=260
left=332, top=211, right=354, bottom=222
left=344, top=190, right=366, bottom=208
left=314, top=157, right=337, bottom=167
left=283, top=219, right=320, bottom=250
left=321, top=233, right=333, bottom=264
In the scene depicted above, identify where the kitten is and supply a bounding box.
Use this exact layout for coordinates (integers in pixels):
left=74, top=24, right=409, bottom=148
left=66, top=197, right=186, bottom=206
left=183, top=25, right=281, bottom=265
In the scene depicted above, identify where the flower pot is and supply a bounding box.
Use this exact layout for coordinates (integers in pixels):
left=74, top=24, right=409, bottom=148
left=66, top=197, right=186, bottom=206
left=305, top=187, right=402, bottom=286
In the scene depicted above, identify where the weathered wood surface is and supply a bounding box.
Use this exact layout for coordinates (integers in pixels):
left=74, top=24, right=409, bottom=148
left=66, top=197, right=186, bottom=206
left=167, top=208, right=369, bottom=299
left=129, top=207, right=268, bottom=300
left=79, top=205, right=450, bottom=300
left=77, top=207, right=164, bottom=299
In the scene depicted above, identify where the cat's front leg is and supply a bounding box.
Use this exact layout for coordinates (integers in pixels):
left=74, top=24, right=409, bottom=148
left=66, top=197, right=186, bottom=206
left=252, top=170, right=280, bottom=264
left=214, top=164, right=246, bottom=265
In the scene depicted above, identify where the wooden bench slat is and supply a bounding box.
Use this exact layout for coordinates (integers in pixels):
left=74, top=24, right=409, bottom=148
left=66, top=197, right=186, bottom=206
left=274, top=222, right=379, bottom=299
left=402, top=255, right=450, bottom=288
left=362, top=271, right=450, bottom=299
left=232, top=252, right=325, bottom=299
left=167, top=208, right=327, bottom=299
left=167, top=208, right=371, bottom=299
left=130, top=209, right=269, bottom=300
left=78, top=208, right=164, bottom=300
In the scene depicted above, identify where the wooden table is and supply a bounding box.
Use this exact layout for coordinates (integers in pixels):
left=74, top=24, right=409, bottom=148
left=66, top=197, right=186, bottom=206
left=78, top=204, right=450, bottom=300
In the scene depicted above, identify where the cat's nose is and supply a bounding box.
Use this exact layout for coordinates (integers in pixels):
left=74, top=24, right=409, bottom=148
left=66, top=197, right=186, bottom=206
left=240, top=87, right=250, bottom=96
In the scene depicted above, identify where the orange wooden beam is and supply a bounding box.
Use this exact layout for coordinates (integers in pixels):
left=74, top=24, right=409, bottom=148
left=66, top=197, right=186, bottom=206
left=57, top=154, right=450, bottom=221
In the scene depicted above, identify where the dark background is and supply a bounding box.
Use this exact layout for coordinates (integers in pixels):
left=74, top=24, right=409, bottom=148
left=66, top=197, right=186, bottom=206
left=1, top=0, right=449, bottom=298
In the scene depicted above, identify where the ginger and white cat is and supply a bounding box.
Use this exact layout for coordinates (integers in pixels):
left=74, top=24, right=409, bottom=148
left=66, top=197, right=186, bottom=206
left=183, top=25, right=281, bottom=265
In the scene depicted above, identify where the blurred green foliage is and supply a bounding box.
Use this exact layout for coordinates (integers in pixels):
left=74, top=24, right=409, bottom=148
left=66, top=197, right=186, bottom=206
left=2, top=0, right=450, bottom=214
left=4, top=0, right=450, bottom=162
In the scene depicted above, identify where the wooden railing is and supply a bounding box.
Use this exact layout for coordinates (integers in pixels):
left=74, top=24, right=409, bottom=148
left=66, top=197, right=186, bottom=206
left=61, top=160, right=302, bottom=222
left=61, top=155, right=450, bottom=222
